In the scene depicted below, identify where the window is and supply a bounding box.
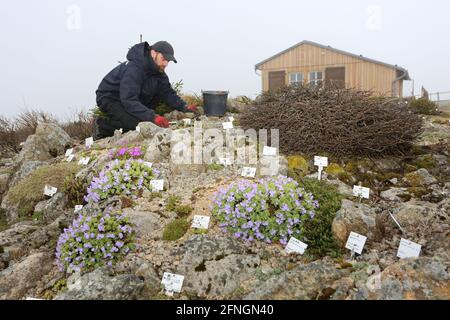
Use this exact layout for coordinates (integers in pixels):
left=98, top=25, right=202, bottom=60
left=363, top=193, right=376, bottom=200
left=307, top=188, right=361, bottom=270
left=289, top=72, right=304, bottom=84
left=309, top=71, right=323, bottom=86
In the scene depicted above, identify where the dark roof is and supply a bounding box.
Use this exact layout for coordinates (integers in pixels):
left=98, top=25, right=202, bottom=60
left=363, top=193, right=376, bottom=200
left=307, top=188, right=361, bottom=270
left=255, top=40, right=410, bottom=80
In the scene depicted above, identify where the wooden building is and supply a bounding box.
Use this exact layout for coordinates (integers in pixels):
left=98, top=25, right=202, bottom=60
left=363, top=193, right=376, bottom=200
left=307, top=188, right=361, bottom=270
left=255, top=40, right=410, bottom=97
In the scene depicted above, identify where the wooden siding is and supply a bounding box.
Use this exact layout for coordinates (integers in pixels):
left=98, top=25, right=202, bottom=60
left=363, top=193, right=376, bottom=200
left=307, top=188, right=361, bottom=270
left=259, top=43, right=401, bottom=96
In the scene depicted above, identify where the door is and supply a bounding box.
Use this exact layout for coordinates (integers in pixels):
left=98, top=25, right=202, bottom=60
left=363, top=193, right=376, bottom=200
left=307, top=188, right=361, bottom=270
left=268, top=71, right=286, bottom=91
left=325, top=67, right=345, bottom=89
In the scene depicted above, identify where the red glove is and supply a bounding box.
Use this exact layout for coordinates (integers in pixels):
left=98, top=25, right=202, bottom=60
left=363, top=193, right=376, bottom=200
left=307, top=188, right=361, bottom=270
left=154, top=115, right=169, bottom=128
left=186, top=104, right=197, bottom=113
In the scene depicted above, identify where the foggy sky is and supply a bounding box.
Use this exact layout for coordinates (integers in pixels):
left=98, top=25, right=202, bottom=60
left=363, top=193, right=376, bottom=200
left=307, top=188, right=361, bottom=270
left=1, top=0, right=449, bottom=119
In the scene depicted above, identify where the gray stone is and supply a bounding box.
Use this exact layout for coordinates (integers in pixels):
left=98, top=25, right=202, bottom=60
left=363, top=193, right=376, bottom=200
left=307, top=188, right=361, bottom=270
left=0, top=252, right=54, bottom=299
left=244, top=258, right=348, bottom=300
left=392, top=200, right=438, bottom=228
left=123, top=209, right=162, bottom=237
left=34, top=192, right=68, bottom=223
left=380, top=187, right=408, bottom=202
left=8, top=161, right=47, bottom=189
left=138, top=121, right=163, bottom=139
left=332, top=199, right=378, bottom=247
left=404, top=168, right=438, bottom=187
left=173, top=235, right=260, bottom=298
left=144, top=130, right=172, bottom=163
left=55, top=268, right=145, bottom=300
left=15, top=123, right=73, bottom=167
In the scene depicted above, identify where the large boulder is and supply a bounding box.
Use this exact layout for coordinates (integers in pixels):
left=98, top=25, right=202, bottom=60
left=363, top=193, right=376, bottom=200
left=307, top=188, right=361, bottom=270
left=172, top=235, right=260, bottom=298
left=349, top=256, right=449, bottom=300
left=15, top=123, right=73, bottom=167
left=144, top=130, right=172, bottom=163
left=0, top=252, right=54, bottom=299
left=332, top=199, right=378, bottom=247
left=55, top=268, right=145, bottom=300
left=244, top=258, right=348, bottom=300
left=404, top=169, right=437, bottom=187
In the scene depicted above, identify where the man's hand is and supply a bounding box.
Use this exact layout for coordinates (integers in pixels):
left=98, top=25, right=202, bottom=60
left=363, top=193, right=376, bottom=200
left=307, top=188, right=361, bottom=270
left=186, top=104, right=197, bottom=113
left=154, top=115, right=169, bottom=128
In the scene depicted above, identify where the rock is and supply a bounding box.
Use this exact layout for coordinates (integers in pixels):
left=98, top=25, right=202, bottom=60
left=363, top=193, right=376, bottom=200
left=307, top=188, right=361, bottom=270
left=332, top=199, right=378, bottom=247
left=0, top=167, right=13, bottom=196
left=137, top=122, right=163, bottom=139
left=144, top=130, right=172, bottom=163
left=34, top=192, right=68, bottom=223
left=55, top=268, right=145, bottom=300
left=169, top=163, right=208, bottom=177
left=363, top=257, right=450, bottom=300
left=122, top=209, right=162, bottom=238
left=8, top=161, right=48, bottom=189
left=372, top=158, right=402, bottom=173
left=324, top=178, right=354, bottom=198
left=422, top=183, right=449, bottom=203
left=15, top=123, right=73, bottom=167
left=380, top=187, right=408, bottom=202
left=258, top=155, right=288, bottom=177
left=0, top=252, right=54, bottom=299
left=244, top=258, right=348, bottom=300
left=173, top=235, right=259, bottom=298
left=405, top=169, right=437, bottom=187
left=392, top=200, right=438, bottom=228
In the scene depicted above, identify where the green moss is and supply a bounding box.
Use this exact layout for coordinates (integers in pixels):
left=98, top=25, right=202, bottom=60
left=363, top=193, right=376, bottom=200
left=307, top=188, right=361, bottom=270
left=174, top=205, right=193, bottom=217
left=407, top=187, right=429, bottom=198
left=43, top=278, right=67, bottom=300
left=207, top=163, right=224, bottom=171
left=32, top=211, right=44, bottom=223
left=192, top=228, right=208, bottom=235
left=404, top=164, right=418, bottom=174
left=287, top=155, right=309, bottom=175
left=162, top=218, right=190, bottom=241
left=6, top=162, right=79, bottom=218
left=325, top=163, right=353, bottom=184
left=166, top=195, right=181, bottom=211
left=296, top=177, right=343, bottom=258
left=0, top=208, right=7, bottom=232
left=412, top=155, right=436, bottom=170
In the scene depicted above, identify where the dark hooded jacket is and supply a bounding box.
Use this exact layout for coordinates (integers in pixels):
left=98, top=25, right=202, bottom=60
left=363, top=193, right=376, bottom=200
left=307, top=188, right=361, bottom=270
left=96, top=42, right=186, bottom=122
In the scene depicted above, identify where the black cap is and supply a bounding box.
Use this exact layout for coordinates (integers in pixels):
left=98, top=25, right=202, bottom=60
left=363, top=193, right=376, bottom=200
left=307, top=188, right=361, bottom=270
left=152, top=41, right=177, bottom=63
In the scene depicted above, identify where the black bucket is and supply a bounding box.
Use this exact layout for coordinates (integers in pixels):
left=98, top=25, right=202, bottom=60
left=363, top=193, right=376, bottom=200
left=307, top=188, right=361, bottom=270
left=202, top=91, right=229, bottom=116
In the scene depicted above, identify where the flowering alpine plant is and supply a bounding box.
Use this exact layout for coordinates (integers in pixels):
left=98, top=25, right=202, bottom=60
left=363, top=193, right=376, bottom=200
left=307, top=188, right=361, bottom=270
left=211, top=175, right=319, bottom=246
left=109, top=146, right=145, bottom=160
left=84, top=159, right=159, bottom=203
left=55, top=208, right=135, bottom=273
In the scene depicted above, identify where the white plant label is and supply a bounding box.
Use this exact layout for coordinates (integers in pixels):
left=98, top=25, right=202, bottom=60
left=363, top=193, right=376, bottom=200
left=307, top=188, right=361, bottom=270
left=397, top=238, right=421, bottom=259
left=119, top=128, right=123, bottom=134
left=345, top=232, right=367, bottom=255
left=44, top=185, right=58, bottom=197
left=353, top=186, right=370, bottom=199
left=85, top=137, right=94, bottom=148
left=66, top=154, right=75, bottom=162
left=314, top=156, right=328, bottom=167
left=182, top=119, right=192, bottom=125
left=222, top=122, right=234, bottom=130
left=65, top=148, right=74, bottom=157
left=144, top=162, right=153, bottom=168
left=241, top=167, right=257, bottom=178
left=263, top=146, right=277, bottom=156
left=136, top=126, right=141, bottom=132
left=78, top=157, right=90, bottom=166
left=228, top=116, right=234, bottom=122
left=74, top=205, right=83, bottom=213
left=191, top=215, right=210, bottom=229
left=219, top=157, right=232, bottom=166
left=161, top=272, right=184, bottom=294
left=150, top=179, right=164, bottom=191
left=285, top=237, right=308, bottom=255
